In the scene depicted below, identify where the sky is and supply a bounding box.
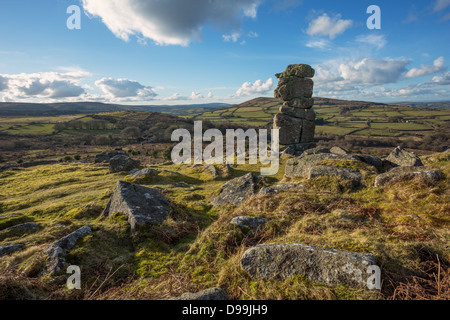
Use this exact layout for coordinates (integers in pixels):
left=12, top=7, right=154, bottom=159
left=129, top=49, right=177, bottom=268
left=0, top=0, right=449, bottom=105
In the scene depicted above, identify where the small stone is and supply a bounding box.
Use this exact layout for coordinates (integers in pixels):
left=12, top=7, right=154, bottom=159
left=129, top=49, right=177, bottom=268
left=330, top=146, right=349, bottom=155
left=170, top=288, right=230, bottom=300
left=230, top=216, right=268, bottom=234
left=132, top=168, right=159, bottom=178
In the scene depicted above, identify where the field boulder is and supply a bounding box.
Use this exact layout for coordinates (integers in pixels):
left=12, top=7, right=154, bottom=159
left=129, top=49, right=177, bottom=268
left=109, top=155, right=141, bottom=173
left=44, top=225, right=93, bottom=275
left=386, top=146, right=423, bottom=167
left=375, top=169, right=443, bottom=187
left=285, top=153, right=357, bottom=178
left=102, top=181, right=170, bottom=232
left=212, top=173, right=263, bottom=207
left=240, top=243, right=376, bottom=288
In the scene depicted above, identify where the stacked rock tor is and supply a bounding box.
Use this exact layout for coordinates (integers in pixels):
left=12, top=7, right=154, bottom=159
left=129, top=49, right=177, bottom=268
left=274, top=64, right=316, bottom=147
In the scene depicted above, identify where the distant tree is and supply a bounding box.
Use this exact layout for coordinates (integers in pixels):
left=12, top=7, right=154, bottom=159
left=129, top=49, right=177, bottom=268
left=121, top=127, right=141, bottom=140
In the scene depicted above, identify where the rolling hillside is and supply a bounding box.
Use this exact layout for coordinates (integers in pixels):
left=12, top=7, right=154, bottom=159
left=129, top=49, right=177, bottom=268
left=189, top=97, right=450, bottom=138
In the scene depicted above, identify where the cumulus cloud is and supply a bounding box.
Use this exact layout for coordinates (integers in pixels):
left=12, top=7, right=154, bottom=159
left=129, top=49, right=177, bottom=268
left=306, top=13, right=353, bottom=39
left=236, top=78, right=273, bottom=96
left=431, top=71, right=450, bottom=85
left=0, top=75, right=9, bottom=92
left=82, top=0, right=260, bottom=46
left=355, top=34, right=387, bottom=49
left=405, top=56, right=446, bottom=78
left=434, top=0, right=450, bottom=11
left=338, top=58, right=411, bottom=85
left=0, top=70, right=89, bottom=101
left=95, top=78, right=157, bottom=101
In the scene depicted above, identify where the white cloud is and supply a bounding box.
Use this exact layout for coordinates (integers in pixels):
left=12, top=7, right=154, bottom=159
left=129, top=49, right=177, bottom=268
left=355, top=34, right=387, bottom=49
left=338, top=58, right=410, bottom=85
left=434, top=0, right=450, bottom=11
left=0, top=75, right=9, bottom=92
left=82, top=0, right=260, bottom=46
left=190, top=92, right=204, bottom=100
left=207, top=92, right=214, bottom=98
left=306, top=39, right=330, bottom=49
left=0, top=70, right=89, bottom=101
left=95, top=78, right=157, bottom=101
left=248, top=31, right=258, bottom=38
left=223, top=32, right=242, bottom=43
left=306, top=13, right=353, bottom=39
left=236, top=78, right=273, bottom=96
left=163, top=91, right=206, bottom=101
left=431, top=71, right=450, bottom=85
left=405, top=56, right=446, bottom=78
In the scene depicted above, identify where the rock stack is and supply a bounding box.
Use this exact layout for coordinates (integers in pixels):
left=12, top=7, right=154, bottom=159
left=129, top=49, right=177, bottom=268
left=274, top=64, right=316, bottom=154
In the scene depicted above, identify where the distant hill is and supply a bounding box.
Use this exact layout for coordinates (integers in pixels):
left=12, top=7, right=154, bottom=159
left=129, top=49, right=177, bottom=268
left=0, top=102, right=230, bottom=117
left=390, top=101, right=450, bottom=109
left=189, top=97, right=450, bottom=139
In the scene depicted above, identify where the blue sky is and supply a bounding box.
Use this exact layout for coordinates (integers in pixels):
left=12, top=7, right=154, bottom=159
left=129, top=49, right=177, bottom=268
left=0, top=0, right=449, bottom=105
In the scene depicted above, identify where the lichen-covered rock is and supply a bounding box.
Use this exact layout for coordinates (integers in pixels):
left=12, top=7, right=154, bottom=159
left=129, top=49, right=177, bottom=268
left=284, top=97, right=315, bottom=109
left=95, top=151, right=127, bottom=163
left=275, top=78, right=314, bottom=100
left=386, top=146, right=423, bottom=167
left=330, top=146, right=349, bottom=155
left=285, top=153, right=357, bottom=178
left=281, top=143, right=317, bottom=157
left=0, top=222, right=40, bottom=236
left=259, top=184, right=305, bottom=195
left=300, top=120, right=315, bottom=143
left=0, top=244, right=23, bottom=257
left=284, top=98, right=315, bottom=110
left=212, top=173, right=263, bottom=207
left=308, top=166, right=363, bottom=187
left=374, top=170, right=443, bottom=187
left=230, top=216, right=268, bottom=234
left=131, top=168, right=159, bottom=179
left=203, top=164, right=232, bottom=179
left=279, top=106, right=316, bottom=121
left=109, top=155, right=141, bottom=173
left=240, top=243, right=376, bottom=288
left=102, top=181, right=170, bottom=232
left=354, top=155, right=383, bottom=170
left=275, top=64, right=315, bottom=79
left=170, top=288, right=230, bottom=300
left=274, top=114, right=303, bottom=145
left=44, top=225, right=93, bottom=275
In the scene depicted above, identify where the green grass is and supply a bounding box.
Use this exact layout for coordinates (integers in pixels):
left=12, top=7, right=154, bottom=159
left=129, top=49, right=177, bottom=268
left=0, top=151, right=448, bottom=300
